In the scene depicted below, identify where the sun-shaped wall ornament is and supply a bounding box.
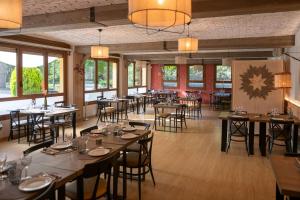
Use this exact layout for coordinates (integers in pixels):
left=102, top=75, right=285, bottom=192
left=240, top=65, right=275, bottom=99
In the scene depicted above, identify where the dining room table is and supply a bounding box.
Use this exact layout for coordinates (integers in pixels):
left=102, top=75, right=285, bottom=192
left=0, top=128, right=151, bottom=200
left=218, top=112, right=300, bottom=156
left=19, top=107, right=78, bottom=140
left=270, top=155, right=300, bottom=199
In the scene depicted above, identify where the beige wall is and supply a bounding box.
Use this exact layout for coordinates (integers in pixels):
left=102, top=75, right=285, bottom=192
left=232, top=60, right=283, bottom=114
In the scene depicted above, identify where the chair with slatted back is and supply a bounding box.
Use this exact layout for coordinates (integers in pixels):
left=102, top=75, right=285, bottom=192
left=33, top=181, right=56, bottom=200
left=126, top=122, right=151, bottom=153
left=8, top=110, right=28, bottom=143
left=54, top=101, right=74, bottom=142
left=80, top=126, right=98, bottom=136
left=268, top=118, right=293, bottom=154
left=65, top=156, right=113, bottom=200
left=118, top=132, right=155, bottom=200
left=227, top=116, right=250, bottom=155
left=169, top=104, right=187, bottom=131
left=96, top=96, right=105, bottom=117
left=23, top=140, right=54, bottom=156
left=96, top=101, right=115, bottom=124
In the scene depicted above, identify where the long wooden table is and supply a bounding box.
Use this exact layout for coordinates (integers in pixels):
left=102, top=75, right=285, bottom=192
left=0, top=129, right=150, bottom=200
left=270, top=155, right=300, bottom=199
left=219, top=112, right=299, bottom=156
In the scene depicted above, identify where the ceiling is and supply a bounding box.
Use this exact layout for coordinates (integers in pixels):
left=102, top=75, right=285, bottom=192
left=23, top=0, right=126, bottom=16
left=30, top=11, right=300, bottom=46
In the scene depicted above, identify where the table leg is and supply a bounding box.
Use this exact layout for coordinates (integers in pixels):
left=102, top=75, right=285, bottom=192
left=259, top=122, right=266, bottom=156
left=276, top=183, right=284, bottom=200
left=249, top=122, right=255, bottom=155
left=57, top=185, right=66, bottom=200
left=117, top=103, right=119, bottom=123
left=143, top=96, right=146, bottom=113
left=122, top=151, right=127, bottom=199
left=72, top=112, right=77, bottom=138
left=221, top=119, right=228, bottom=152
left=50, top=116, right=55, bottom=143
left=293, top=124, right=299, bottom=153
left=136, top=98, right=140, bottom=114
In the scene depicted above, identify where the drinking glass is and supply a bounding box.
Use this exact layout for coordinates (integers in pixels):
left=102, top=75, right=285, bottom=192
left=0, top=153, right=7, bottom=180
left=8, top=161, right=22, bottom=185
left=81, top=133, right=89, bottom=151
left=21, top=155, right=32, bottom=180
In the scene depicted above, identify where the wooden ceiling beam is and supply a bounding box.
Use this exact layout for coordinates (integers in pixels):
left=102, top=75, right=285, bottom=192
left=75, top=36, right=294, bottom=54
left=1, top=0, right=300, bottom=35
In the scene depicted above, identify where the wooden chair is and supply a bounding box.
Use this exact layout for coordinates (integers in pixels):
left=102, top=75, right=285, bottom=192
left=23, top=140, right=54, bottom=155
left=54, top=101, right=74, bottom=141
left=96, top=96, right=105, bottom=117
left=154, top=106, right=170, bottom=132
left=169, top=104, right=187, bottom=131
left=127, top=122, right=151, bottom=152
left=126, top=96, right=136, bottom=112
left=33, top=181, right=56, bottom=200
left=118, top=133, right=155, bottom=200
left=80, top=126, right=98, bottom=136
left=268, top=118, right=293, bottom=154
left=226, top=116, right=250, bottom=155
left=8, top=110, right=28, bottom=143
left=65, top=156, right=113, bottom=200
left=96, top=101, right=115, bottom=124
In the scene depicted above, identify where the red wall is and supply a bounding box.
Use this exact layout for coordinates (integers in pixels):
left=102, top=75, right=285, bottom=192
left=151, top=64, right=219, bottom=104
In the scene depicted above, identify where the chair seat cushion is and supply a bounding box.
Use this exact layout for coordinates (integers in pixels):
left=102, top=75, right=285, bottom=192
left=118, top=152, right=149, bottom=168
left=66, top=177, right=107, bottom=200
left=126, top=143, right=140, bottom=152
left=157, top=113, right=170, bottom=118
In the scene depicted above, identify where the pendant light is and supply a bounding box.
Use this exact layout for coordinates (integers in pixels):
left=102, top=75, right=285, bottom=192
left=0, top=0, right=22, bottom=29
left=178, top=23, right=198, bottom=53
left=128, top=0, right=191, bottom=33
left=91, top=29, right=109, bottom=59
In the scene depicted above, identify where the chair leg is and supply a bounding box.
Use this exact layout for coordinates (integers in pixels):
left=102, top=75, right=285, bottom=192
left=138, top=167, right=141, bottom=200
left=149, top=165, right=156, bottom=186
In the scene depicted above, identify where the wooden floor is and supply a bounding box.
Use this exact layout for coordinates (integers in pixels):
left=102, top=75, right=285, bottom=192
left=0, top=106, right=279, bottom=200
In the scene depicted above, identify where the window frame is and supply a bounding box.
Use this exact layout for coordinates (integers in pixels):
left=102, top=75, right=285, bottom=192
left=127, top=62, right=147, bottom=89
left=162, top=64, right=179, bottom=89
left=84, top=58, right=119, bottom=100
left=215, top=65, right=232, bottom=89
left=186, top=64, right=205, bottom=89
left=0, top=43, right=67, bottom=102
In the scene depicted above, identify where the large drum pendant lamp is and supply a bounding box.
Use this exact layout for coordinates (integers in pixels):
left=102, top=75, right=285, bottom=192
left=178, top=37, right=198, bottom=53
left=0, top=0, right=22, bottom=29
left=91, top=29, right=109, bottom=59
left=128, top=0, right=191, bottom=29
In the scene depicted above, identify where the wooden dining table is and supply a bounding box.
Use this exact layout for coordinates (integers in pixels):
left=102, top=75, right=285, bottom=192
left=270, top=155, right=300, bottom=199
left=0, top=129, right=150, bottom=200
left=219, top=112, right=300, bottom=156
left=20, top=107, right=78, bottom=139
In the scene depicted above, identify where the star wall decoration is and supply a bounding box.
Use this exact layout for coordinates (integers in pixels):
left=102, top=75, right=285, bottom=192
left=240, top=65, right=274, bottom=99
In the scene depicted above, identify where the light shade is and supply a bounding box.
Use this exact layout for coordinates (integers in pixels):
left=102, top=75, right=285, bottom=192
left=0, top=0, right=22, bottom=29
left=91, top=46, right=109, bottom=59
left=128, top=0, right=191, bottom=27
left=274, top=72, right=291, bottom=88
left=178, top=37, right=198, bottom=53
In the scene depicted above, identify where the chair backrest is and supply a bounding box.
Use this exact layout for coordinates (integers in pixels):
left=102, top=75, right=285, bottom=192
left=33, top=181, right=56, bottom=200
left=10, top=110, right=20, bottom=128
left=269, top=118, right=293, bottom=139
left=81, top=156, right=113, bottom=199
left=228, top=116, right=249, bottom=136
left=97, top=96, right=104, bottom=101
left=23, top=140, right=54, bottom=156
left=80, top=126, right=98, bottom=136
left=129, top=121, right=151, bottom=130
left=138, top=132, right=154, bottom=166
left=30, top=112, right=45, bottom=129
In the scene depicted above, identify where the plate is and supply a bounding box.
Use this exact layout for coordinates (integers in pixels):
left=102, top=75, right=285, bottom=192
left=122, top=127, right=136, bottom=132
left=50, top=142, right=72, bottom=150
left=19, top=176, right=53, bottom=192
left=88, top=148, right=110, bottom=157
left=121, top=133, right=139, bottom=140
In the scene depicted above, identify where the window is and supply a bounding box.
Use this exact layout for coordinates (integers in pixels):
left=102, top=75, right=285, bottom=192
left=22, top=52, right=44, bottom=95
left=0, top=49, right=17, bottom=98
left=98, top=60, right=108, bottom=89
left=188, top=65, right=204, bottom=88
left=84, top=59, right=119, bottom=102
left=128, top=62, right=147, bottom=88
left=84, top=59, right=96, bottom=91
left=109, top=62, right=117, bottom=89
left=0, top=44, right=66, bottom=112
left=215, top=65, right=232, bottom=89
left=48, top=54, right=64, bottom=94
left=162, top=65, right=178, bottom=88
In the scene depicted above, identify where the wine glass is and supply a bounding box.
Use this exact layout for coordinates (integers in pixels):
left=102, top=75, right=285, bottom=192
left=21, top=155, right=32, bottom=180
left=0, top=153, right=7, bottom=180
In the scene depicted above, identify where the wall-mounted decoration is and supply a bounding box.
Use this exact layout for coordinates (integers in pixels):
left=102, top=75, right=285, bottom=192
left=240, top=65, right=274, bottom=99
